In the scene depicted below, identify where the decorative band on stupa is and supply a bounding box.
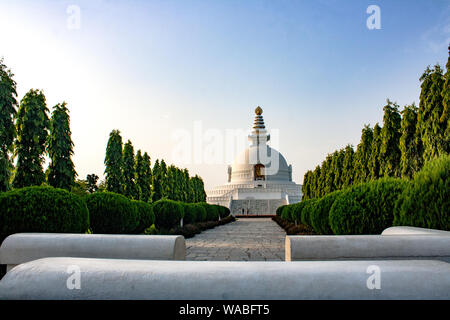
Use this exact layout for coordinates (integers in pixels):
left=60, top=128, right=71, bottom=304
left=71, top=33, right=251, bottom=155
left=253, top=106, right=265, bottom=129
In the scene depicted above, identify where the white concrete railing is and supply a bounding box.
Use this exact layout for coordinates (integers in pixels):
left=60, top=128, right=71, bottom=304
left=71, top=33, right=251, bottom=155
left=381, top=226, right=450, bottom=236
left=285, top=234, right=450, bottom=262
left=0, top=233, right=185, bottom=272
left=0, top=257, right=448, bottom=299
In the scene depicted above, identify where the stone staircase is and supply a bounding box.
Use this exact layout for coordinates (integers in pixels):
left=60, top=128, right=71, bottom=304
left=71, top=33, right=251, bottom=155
left=230, top=199, right=287, bottom=215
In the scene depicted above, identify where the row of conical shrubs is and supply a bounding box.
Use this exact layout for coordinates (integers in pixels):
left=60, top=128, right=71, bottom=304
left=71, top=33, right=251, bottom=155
left=0, top=187, right=230, bottom=241
left=277, top=155, right=449, bottom=234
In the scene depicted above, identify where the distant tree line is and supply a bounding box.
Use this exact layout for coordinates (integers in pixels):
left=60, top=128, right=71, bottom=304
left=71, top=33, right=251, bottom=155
left=0, top=57, right=207, bottom=203
left=302, top=51, right=449, bottom=200
left=104, top=129, right=207, bottom=203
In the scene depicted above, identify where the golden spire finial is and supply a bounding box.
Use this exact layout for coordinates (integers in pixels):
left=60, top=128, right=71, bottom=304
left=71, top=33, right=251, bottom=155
left=255, top=106, right=263, bottom=115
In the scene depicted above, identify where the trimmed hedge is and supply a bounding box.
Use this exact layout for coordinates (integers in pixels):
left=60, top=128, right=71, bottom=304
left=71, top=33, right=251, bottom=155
left=291, top=202, right=306, bottom=224
left=281, top=205, right=293, bottom=222
left=0, top=186, right=89, bottom=241
left=329, top=178, right=407, bottom=235
left=194, top=204, right=207, bottom=222
left=309, top=191, right=342, bottom=235
left=198, top=202, right=219, bottom=222
left=394, top=155, right=450, bottom=230
left=86, top=192, right=137, bottom=234
left=182, top=203, right=198, bottom=225
left=152, top=199, right=184, bottom=230
left=132, top=200, right=155, bottom=234
left=276, top=205, right=286, bottom=217
left=300, top=199, right=317, bottom=227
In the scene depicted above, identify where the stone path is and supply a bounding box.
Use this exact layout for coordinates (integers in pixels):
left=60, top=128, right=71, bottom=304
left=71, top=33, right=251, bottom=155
left=186, top=218, right=286, bottom=261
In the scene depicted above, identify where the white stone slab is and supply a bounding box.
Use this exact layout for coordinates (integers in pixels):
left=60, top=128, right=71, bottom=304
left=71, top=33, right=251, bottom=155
left=0, top=233, right=185, bottom=271
left=285, top=235, right=450, bottom=262
left=382, top=226, right=450, bottom=236
left=0, top=257, right=448, bottom=299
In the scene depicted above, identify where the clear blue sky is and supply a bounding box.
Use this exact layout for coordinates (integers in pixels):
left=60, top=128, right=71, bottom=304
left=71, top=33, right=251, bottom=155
left=1, top=0, right=449, bottom=189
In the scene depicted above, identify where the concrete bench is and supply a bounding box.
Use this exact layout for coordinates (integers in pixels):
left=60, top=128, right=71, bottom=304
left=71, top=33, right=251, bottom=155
left=381, top=226, right=450, bottom=236
left=0, top=257, right=448, bottom=299
left=285, top=235, right=450, bottom=262
left=0, top=233, right=185, bottom=272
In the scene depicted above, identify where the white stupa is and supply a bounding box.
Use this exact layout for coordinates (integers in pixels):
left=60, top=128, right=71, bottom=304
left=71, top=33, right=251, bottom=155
left=207, top=107, right=302, bottom=215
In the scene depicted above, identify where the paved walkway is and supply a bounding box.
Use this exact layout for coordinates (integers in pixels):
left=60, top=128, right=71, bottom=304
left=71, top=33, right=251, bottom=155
left=186, top=218, right=286, bottom=261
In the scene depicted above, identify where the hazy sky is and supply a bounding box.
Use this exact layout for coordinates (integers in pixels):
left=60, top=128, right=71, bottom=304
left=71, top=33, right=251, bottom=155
left=1, top=0, right=449, bottom=190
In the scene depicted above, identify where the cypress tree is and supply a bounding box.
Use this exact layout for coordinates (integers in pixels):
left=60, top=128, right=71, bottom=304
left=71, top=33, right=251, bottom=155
left=142, top=152, right=152, bottom=202
left=311, top=165, right=321, bottom=198
left=122, top=140, right=137, bottom=199
left=418, top=65, right=445, bottom=161
left=47, top=102, right=77, bottom=190
left=333, top=148, right=345, bottom=189
left=151, top=159, right=162, bottom=202
left=341, top=144, right=355, bottom=188
left=400, top=104, right=423, bottom=179
left=302, top=170, right=313, bottom=200
left=324, top=154, right=335, bottom=194
left=379, top=100, right=402, bottom=177
left=368, top=123, right=382, bottom=180
left=441, top=49, right=450, bottom=154
left=104, top=129, right=123, bottom=194
left=354, top=125, right=373, bottom=183
left=13, top=89, right=49, bottom=188
left=159, top=159, right=168, bottom=198
left=0, top=58, right=17, bottom=191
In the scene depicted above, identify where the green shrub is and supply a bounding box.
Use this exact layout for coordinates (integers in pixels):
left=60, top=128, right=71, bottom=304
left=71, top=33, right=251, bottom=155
left=194, top=204, right=207, bottom=222
left=86, top=192, right=137, bottom=234
left=198, top=203, right=219, bottom=221
left=217, top=205, right=230, bottom=219
left=329, top=178, right=407, bottom=235
left=182, top=203, right=198, bottom=225
left=309, top=191, right=342, bottom=235
left=152, top=199, right=184, bottom=229
left=300, top=199, right=317, bottom=227
left=290, top=202, right=306, bottom=224
left=281, top=205, right=293, bottom=221
left=0, top=186, right=90, bottom=241
left=276, top=205, right=286, bottom=216
left=394, top=155, right=450, bottom=230
left=131, top=200, right=155, bottom=234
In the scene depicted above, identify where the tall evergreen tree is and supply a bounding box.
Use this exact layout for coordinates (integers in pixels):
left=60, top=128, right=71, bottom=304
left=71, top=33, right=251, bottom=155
left=323, top=154, right=335, bottom=194
left=400, top=104, right=423, bottom=179
left=441, top=49, right=450, bottom=154
left=159, top=159, right=168, bottom=198
left=311, top=165, right=321, bottom=198
left=418, top=65, right=445, bottom=161
left=104, top=129, right=123, bottom=194
left=302, top=170, right=313, bottom=200
left=47, top=102, right=77, bottom=190
left=141, top=152, right=152, bottom=202
left=13, top=89, right=49, bottom=188
left=379, top=100, right=402, bottom=177
left=151, top=159, right=163, bottom=202
left=122, top=140, right=137, bottom=199
left=183, top=168, right=192, bottom=202
left=332, top=148, right=345, bottom=189
left=368, top=123, right=382, bottom=180
left=341, top=144, right=355, bottom=188
left=190, top=175, right=206, bottom=202
left=0, top=58, right=17, bottom=191
left=354, top=125, right=373, bottom=183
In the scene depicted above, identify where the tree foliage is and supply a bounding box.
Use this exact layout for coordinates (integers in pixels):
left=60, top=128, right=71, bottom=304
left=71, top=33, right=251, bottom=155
left=104, top=129, right=123, bottom=194
left=13, top=89, right=49, bottom=188
left=47, top=102, right=77, bottom=190
left=122, top=140, right=137, bottom=199
left=0, top=58, right=18, bottom=192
